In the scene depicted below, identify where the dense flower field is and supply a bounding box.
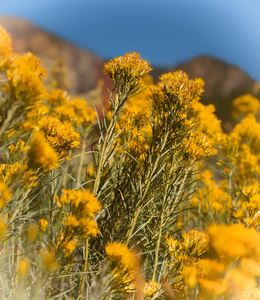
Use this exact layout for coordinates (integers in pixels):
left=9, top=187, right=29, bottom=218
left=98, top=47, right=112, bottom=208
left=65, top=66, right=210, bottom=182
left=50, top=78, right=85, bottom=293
left=1, top=26, right=260, bottom=299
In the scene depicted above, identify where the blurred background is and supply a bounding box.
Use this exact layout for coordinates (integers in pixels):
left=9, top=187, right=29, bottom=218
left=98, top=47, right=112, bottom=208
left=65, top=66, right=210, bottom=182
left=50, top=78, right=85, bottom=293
left=1, top=0, right=260, bottom=129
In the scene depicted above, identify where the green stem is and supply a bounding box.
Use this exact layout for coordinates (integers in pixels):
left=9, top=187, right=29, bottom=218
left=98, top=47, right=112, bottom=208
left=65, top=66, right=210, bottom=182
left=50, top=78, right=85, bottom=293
left=93, top=92, right=125, bottom=196
left=76, top=137, right=87, bottom=185
left=125, top=131, right=169, bottom=245
left=78, top=237, right=90, bottom=299
left=152, top=185, right=169, bottom=281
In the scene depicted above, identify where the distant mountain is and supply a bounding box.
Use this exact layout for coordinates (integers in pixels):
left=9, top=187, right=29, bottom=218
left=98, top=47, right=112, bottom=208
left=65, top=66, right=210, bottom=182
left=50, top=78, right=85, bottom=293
left=0, top=16, right=107, bottom=95
left=1, top=16, right=258, bottom=129
left=152, top=56, right=256, bottom=130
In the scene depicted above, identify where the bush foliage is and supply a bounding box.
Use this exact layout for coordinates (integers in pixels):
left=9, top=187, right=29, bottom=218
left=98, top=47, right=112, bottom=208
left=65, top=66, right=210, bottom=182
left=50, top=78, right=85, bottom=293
left=1, top=26, right=260, bottom=299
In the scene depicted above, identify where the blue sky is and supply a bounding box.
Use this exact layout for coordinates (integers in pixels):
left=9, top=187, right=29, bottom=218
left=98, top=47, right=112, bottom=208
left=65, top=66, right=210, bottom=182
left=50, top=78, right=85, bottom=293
left=1, top=0, right=260, bottom=80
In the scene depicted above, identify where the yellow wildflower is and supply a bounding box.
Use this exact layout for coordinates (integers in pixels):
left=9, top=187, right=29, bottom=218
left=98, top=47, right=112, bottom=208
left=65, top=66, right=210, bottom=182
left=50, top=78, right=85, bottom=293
left=103, top=52, right=152, bottom=90
left=6, top=52, right=46, bottom=103
left=17, top=258, right=29, bottom=278
left=39, top=218, right=48, bottom=232
left=230, top=114, right=260, bottom=154
left=0, top=162, right=38, bottom=190
left=143, top=280, right=158, bottom=296
left=47, top=88, right=69, bottom=108
left=231, top=94, right=260, bottom=119
left=181, top=229, right=209, bottom=257
left=165, top=236, right=179, bottom=254
left=157, top=71, right=204, bottom=107
left=207, top=223, right=260, bottom=261
left=40, top=116, right=81, bottom=157
left=0, top=26, right=12, bottom=70
left=105, top=242, right=135, bottom=273
left=55, top=98, right=96, bottom=128
left=198, top=277, right=228, bottom=298
left=62, top=236, right=78, bottom=258
left=63, top=215, right=80, bottom=229
left=68, top=189, right=101, bottom=218
left=0, top=181, right=12, bottom=209
left=191, top=101, right=222, bottom=144
left=0, top=218, right=7, bottom=238
left=182, top=131, right=217, bottom=161
left=28, top=131, right=59, bottom=172
left=41, top=248, right=59, bottom=272
left=79, top=218, right=100, bottom=238
left=26, top=224, right=38, bottom=242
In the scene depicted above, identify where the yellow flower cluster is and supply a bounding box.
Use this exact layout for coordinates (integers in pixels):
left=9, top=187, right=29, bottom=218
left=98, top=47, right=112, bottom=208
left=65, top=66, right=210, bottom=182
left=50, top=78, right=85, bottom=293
left=17, top=258, right=30, bottom=279
left=41, top=248, right=60, bottom=272
left=105, top=242, right=135, bottom=274
left=39, top=116, right=81, bottom=158
left=191, top=170, right=233, bottom=217
left=4, top=26, right=260, bottom=299
left=39, top=218, right=48, bottom=233
left=47, top=88, right=69, bottom=109
left=166, top=229, right=208, bottom=259
left=56, top=230, right=78, bottom=260
left=55, top=98, right=96, bottom=128
left=103, top=52, right=152, bottom=91
left=234, top=193, right=260, bottom=228
left=143, top=280, right=159, bottom=297
left=165, top=229, right=209, bottom=297
left=0, top=162, right=38, bottom=190
left=60, top=189, right=101, bottom=239
left=0, top=26, right=12, bottom=70
left=27, top=131, right=59, bottom=172
left=228, top=114, right=260, bottom=182
left=6, top=52, right=46, bottom=103
left=156, top=71, right=204, bottom=108
left=182, top=224, right=260, bottom=299
left=0, top=181, right=12, bottom=209
left=182, top=132, right=217, bottom=161
left=190, top=101, right=222, bottom=145
left=231, top=93, right=260, bottom=119
left=150, top=71, right=205, bottom=145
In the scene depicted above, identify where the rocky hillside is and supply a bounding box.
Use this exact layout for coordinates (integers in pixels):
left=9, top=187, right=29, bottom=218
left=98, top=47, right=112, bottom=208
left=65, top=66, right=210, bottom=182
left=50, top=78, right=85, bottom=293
left=0, top=16, right=107, bottom=95
left=152, top=56, right=257, bottom=130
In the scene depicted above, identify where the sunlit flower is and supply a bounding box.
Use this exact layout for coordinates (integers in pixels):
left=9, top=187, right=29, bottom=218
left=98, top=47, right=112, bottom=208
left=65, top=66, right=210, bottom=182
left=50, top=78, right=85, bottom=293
left=55, top=98, right=96, bottom=128
left=104, top=52, right=152, bottom=91
left=143, top=280, right=158, bottom=296
left=157, top=71, right=204, bottom=107
left=0, top=26, right=12, bottom=70
left=39, top=218, right=48, bottom=232
left=41, top=248, right=59, bottom=272
left=105, top=242, right=135, bottom=273
left=0, top=181, right=12, bottom=209
left=39, top=116, right=81, bottom=158
left=6, top=52, right=46, bottom=103
left=17, top=258, right=29, bottom=278
left=231, top=94, right=260, bottom=119
left=28, top=131, right=59, bottom=171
